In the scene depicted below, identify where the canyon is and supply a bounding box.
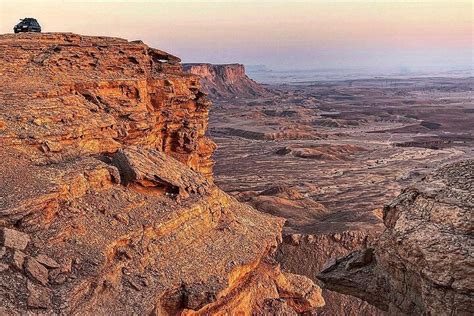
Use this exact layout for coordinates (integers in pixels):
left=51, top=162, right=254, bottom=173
left=0, top=33, right=323, bottom=315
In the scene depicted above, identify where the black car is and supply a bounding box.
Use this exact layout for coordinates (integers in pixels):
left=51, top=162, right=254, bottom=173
left=14, top=18, right=41, bottom=33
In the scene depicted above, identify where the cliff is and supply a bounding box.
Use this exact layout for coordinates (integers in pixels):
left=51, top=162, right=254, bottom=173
left=0, top=33, right=323, bottom=315
left=183, top=63, right=270, bottom=99
left=318, top=159, right=474, bottom=315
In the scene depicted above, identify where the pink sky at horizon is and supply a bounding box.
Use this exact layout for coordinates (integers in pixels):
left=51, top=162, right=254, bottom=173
left=1, top=0, right=472, bottom=72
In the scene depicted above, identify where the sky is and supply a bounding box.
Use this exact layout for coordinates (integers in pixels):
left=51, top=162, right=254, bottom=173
left=0, top=0, right=472, bottom=73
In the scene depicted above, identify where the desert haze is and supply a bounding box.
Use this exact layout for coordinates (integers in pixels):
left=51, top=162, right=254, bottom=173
left=0, top=1, right=473, bottom=315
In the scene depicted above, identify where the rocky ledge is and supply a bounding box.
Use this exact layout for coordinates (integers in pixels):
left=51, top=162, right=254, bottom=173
left=0, top=33, right=323, bottom=314
left=318, top=159, right=473, bottom=315
left=183, top=63, right=270, bottom=99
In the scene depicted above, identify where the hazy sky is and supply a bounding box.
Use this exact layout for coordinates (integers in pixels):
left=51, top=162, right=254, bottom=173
left=1, top=0, right=472, bottom=72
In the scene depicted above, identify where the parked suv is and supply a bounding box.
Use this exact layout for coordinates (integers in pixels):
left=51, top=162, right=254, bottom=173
left=14, top=18, right=41, bottom=33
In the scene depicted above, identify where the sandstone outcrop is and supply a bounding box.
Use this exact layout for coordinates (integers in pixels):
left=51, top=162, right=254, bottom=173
left=183, top=63, right=270, bottom=99
left=318, top=159, right=474, bottom=315
left=0, top=33, right=323, bottom=314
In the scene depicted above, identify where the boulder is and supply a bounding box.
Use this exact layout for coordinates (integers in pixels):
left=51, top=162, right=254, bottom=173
left=0, top=228, right=30, bottom=251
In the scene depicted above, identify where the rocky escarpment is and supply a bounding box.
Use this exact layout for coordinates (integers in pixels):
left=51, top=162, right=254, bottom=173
left=0, top=33, right=324, bottom=315
left=318, top=159, right=474, bottom=315
left=183, top=63, right=270, bottom=99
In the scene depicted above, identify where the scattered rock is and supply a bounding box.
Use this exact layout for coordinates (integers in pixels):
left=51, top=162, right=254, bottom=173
left=182, top=283, right=217, bottom=310
left=35, top=254, right=60, bottom=269
left=0, top=228, right=30, bottom=250
left=114, top=213, right=129, bottom=225
left=11, top=250, right=26, bottom=271
left=24, top=257, right=49, bottom=286
left=0, top=307, right=19, bottom=316
left=127, top=278, right=142, bottom=291
left=0, top=262, right=9, bottom=272
left=27, top=281, right=51, bottom=309
left=50, top=271, right=67, bottom=285
left=59, top=258, right=73, bottom=273
left=42, top=141, right=63, bottom=153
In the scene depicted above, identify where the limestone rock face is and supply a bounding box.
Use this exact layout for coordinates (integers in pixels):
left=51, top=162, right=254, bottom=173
left=183, top=63, right=270, bottom=99
left=0, top=33, right=323, bottom=315
left=318, top=159, right=474, bottom=315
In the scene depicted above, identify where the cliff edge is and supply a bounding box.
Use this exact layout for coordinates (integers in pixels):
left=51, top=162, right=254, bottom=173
left=0, top=33, right=323, bottom=315
left=318, top=159, right=473, bottom=315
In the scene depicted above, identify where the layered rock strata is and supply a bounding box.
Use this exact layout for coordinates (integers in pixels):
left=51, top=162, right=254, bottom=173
left=0, top=33, right=323, bottom=315
left=318, top=159, right=474, bottom=315
left=183, top=63, right=270, bottom=99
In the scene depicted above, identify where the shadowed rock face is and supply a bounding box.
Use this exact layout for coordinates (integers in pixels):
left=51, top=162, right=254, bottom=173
left=318, top=159, right=474, bottom=315
left=0, top=33, right=324, bottom=315
left=183, top=63, right=270, bottom=99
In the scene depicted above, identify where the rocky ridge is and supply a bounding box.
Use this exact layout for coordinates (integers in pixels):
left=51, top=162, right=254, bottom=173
left=183, top=63, right=270, bottom=99
left=318, top=159, right=474, bottom=315
left=0, top=33, right=323, bottom=315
